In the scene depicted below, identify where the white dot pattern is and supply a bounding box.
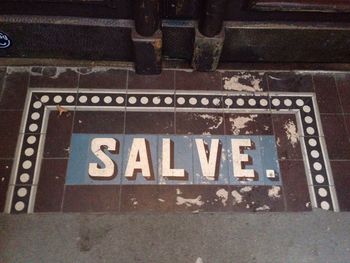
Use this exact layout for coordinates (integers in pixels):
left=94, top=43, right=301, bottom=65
left=10, top=91, right=336, bottom=213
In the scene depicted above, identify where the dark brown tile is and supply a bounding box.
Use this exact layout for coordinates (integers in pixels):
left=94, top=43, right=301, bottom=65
left=176, top=71, right=221, bottom=91
left=335, top=73, right=350, bottom=114
left=222, top=71, right=268, bottom=92
left=34, top=159, right=67, bottom=212
left=79, top=68, right=127, bottom=89
left=29, top=67, right=78, bottom=88
left=331, top=161, right=350, bottom=211
left=63, top=185, right=119, bottom=212
left=272, top=114, right=302, bottom=160
left=313, top=74, right=342, bottom=114
left=125, top=112, right=174, bottom=134
left=74, top=111, right=125, bottom=134
left=44, top=111, right=74, bottom=158
left=128, top=70, right=174, bottom=90
left=280, top=160, right=311, bottom=212
left=157, top=185, right=284, bottom=212
left=0, top=110, right=22, bottom=158
left=267, top=72, right=313, bottom=92
left=120, top=185, right=159, bottom=212
left=321, top=114, right=350, bottom=160
left=158, top=185, right=232, bottom=212
left=176, top=112, right=224, bottom=135
left=0, top=159, right=12, bottom=212
left=0, top=68, right=29, bottom=110
left=235, top=186, right=285, bottom=212
left=225, top=113, right=273, bottom=135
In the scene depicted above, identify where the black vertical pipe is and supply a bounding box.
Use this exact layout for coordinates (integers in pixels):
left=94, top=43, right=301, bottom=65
left=199, top=0, right=227, bottom=37
left=134, top=0, right=160, bottom=37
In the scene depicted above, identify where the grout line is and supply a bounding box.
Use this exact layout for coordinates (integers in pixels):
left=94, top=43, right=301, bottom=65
left=0, top=67, right=7, bottom=103
left=60, top=70, right=80, bottom=212
left=334, top=75, right=350, bottom=143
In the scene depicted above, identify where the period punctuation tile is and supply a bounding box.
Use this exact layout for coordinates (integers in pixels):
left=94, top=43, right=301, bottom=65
left=74, top=111, right=125, bottom=134
left=79, top=68, right=127, bottom=89
left=0, top=159, right=12, bottom=212
left=0, top=110, right=22, bottom=158
left=313, top=74, right=342, bottom=113
left=176, top=71, right=221, bottom=91
left=176, top=112, right=224, bottom=135
left=29, top=67, right=78, bottom=88
left=279, top=160, right=311, bottom=211
left=320, top=114, right=350, bottom=160
left=222, top=71, right=268, bottom=92
left=0, top=67, right=29, bottom=110
left=125, top=112, right=174, bottom=134
left=331, top=161, right=350, bottom=211
left=34, top=159, right=67, bottom=212
left=272, top=114, right=302, bottom=160
left=128, top=70, right=174, bottom=90
left=44, top=111, right=74, bottom=158
left=267, top=72, right=313, bottom=92
left=63, top=185, right=120, bottom=212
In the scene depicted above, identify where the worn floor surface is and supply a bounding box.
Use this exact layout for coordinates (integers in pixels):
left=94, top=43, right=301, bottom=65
left=0, top=66, right=350, bottom=262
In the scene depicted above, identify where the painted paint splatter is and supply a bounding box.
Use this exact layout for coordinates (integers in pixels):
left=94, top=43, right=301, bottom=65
left=222, top=73, right=263, bottom=92
left=276, top=137, right=281, bottom=147
left=176, top=188, right=182, bottom=195
left=231, top=190, right=243, bottom=204
left=229, top=114, right=257, bottom=135
left=7, top=67, right=30, bottom=74
left=268, top=186, right=281, bottom=199
left=284, top=120, right=299, bottom=147
left=240, top=186, right=253, bottom=193
left=197, top=114, right=223, bottom=133
left=216, top=188, right=228, bottom=206
left=176, top=196, right=204, bottom=207
left=30, top=67, right=73, bottom=79
left=131, top=197, right=138, bottom=206
left=256, top=205, right=270, bottom=211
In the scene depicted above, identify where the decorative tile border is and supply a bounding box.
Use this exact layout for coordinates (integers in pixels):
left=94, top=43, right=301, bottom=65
left=5, top=89, right=339, bottom=213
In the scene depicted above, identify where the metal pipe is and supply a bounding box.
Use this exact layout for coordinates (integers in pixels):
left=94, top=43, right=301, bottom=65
left=134, top=0, right=160, bottom=37
left=199, top=0, right=227, bottom=37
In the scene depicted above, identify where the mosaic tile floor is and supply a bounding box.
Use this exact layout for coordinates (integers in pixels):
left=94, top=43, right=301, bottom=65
left=1, top=66, right=350, bottom=214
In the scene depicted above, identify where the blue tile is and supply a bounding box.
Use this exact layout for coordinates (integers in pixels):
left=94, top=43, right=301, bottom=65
left=121, top=135, right=158, bottom=185
left=193, top=135, right=229, bottom=185
left=158, top=135, right=193, bottom=185
left=66, top=134, right=124, bottom=185
left=227, top=135, right=264, bottom=185
left=259, top=136, right=282, bottom=185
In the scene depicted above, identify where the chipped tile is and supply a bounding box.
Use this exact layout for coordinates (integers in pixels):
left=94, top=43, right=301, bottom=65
left=30, top=67, right=78, bottom=88
left=267, top=72, right=313, bottom=92
left=79, top=67, right=127, bottom=89
left=176, top=112, right=224, bottom=135
left=222, top=72, right=268, bottom=92
left=225, top=113, right=273, bottom=135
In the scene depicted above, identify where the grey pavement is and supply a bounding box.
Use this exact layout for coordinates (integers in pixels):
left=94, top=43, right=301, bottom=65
left=1, top=210, right=350, bottom=263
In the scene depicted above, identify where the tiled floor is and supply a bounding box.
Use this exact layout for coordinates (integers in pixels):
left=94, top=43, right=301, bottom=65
left=1, top=67, right=349, bottom=214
